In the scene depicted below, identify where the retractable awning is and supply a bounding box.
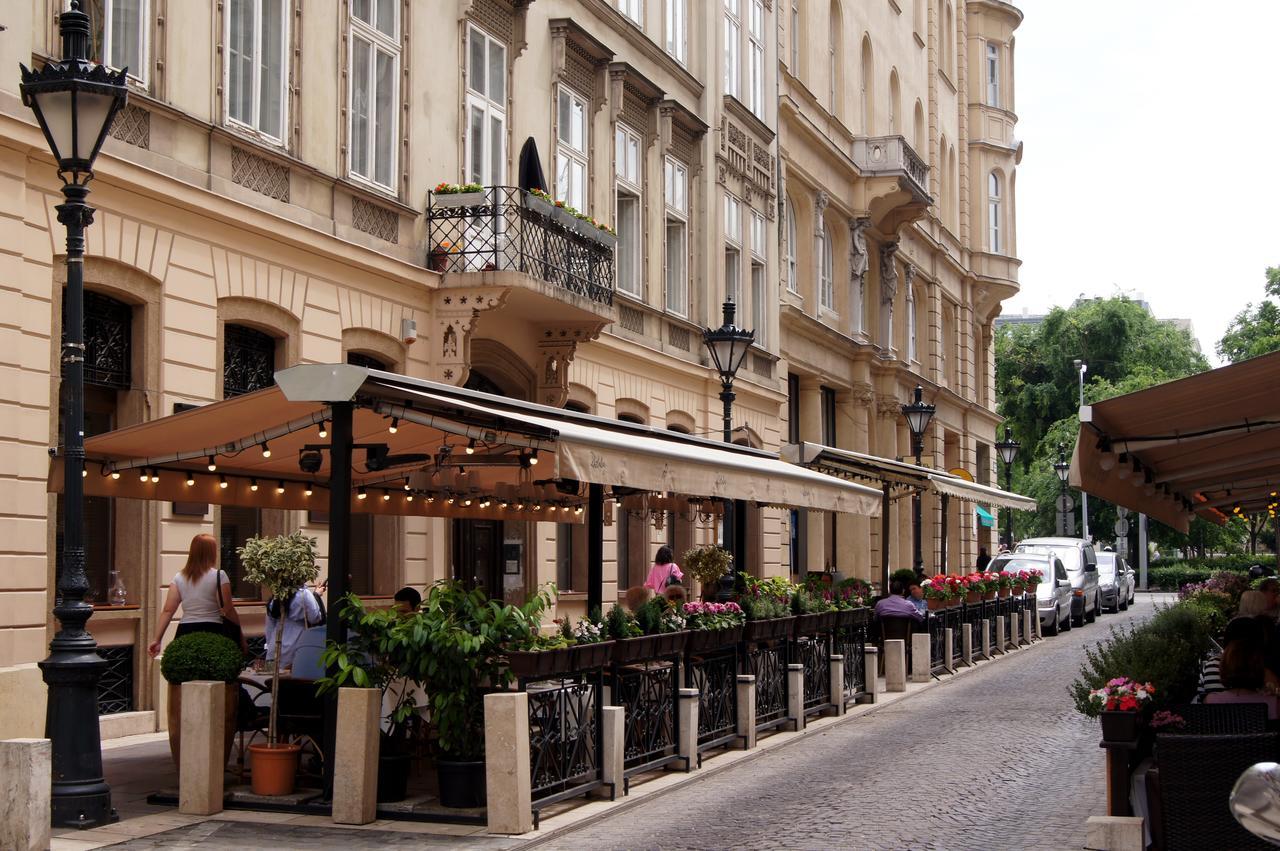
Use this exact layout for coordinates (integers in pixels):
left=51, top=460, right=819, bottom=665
left=1071, top=350, right=1280, bottom=534
left=976, top=506, right=996, bottom=528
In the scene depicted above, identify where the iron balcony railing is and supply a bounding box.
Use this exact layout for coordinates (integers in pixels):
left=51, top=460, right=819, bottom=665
left=426, top=186, right=615, bottom=306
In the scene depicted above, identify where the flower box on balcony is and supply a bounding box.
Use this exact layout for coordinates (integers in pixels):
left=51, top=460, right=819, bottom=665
left=612, top=631, right=689, bottom=664
left=551, top=206, right=578, bottom=231
left=594, top=230, right=617, bottom=251
left=507, top=640, right=615, bottom=678
left=742, top=616, right=794, bottom=643
left=432, top=190, right=487, bottom=209
left=687, top=625, right=744, bottom=655
left=794, top=611, right=836, bottom=636
left=522, top=191, right=555, bottom=220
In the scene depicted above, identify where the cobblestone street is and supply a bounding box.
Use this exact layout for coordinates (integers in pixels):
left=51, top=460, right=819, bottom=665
left=534, top=597, right=1160, bottom=851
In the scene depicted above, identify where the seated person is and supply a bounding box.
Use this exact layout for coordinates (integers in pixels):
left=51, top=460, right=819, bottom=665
left=392, top=586, right=422, bottom=614
left=265, top=584, right=323, bottom=669
left=907, top=583, right=928, bottom=615
left=1205, top=623, right=1280, bottom=720
left=874, top=581, right=924, bottom=622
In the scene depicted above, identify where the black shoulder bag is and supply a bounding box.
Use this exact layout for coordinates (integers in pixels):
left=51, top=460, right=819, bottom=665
left=215, top=571, right=244, bottom=646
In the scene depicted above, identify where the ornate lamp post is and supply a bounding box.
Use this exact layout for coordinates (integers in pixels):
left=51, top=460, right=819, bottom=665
left=702, top=300, right=754, bottom=595
left=900, top=385, right=936, bottom=576
left=21, top=0, right=127, bottom=828
left=995, top=426, right=1021, bottom=549
left=1054, top=443, right=1071, bottom=536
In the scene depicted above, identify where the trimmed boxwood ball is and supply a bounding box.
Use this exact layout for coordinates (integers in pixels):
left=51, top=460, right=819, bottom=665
left=160, top=632, right=243, bottom=684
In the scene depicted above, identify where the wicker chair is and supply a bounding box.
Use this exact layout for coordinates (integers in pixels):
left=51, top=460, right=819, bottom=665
left=1150, top=731, right=1278, bottom=850
left=1168, top=703, right=1267, bottom=735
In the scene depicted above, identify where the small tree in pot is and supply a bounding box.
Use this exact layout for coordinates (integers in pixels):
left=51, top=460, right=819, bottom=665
left=237, top=531, right=321, bottom=796
left=682, top=545, right=732, bottom=600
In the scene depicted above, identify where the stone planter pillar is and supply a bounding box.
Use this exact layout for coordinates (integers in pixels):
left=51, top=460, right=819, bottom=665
left=910, top=633, right=931, bottom=683
left=980, top=620, right=992, bottom=659
left=884, top=640, right=906, bottom=692
left=943, top=629, right=955, bottom=674
left=678, top=688, right=699, bottom=769
left=483, top=691, right=532, bottom=835
left=735, top=675, right=757, bottom=749
left=960, top=623, right=973, bottom=667
left=863, top=647, right=881, bottom=702
left=828, top=654, right=845, bottom=716
left=332, top=687, right=381, bottom=825
left=1023, top=609, right=1035, bottom=645
left=994, top=617, right=1007, bottom=655
left=179, top=681, right=225, bottom=816
left=787, top=664, right=805, bottom=731
left=599, top=706, right=624, bottom=797
left=0, top=738, right=50, bottom=851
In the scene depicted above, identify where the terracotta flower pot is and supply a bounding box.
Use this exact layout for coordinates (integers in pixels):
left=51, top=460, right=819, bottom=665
left=927, top=596, right=945, bottom=611
left=984, top=591, right=997, bottom=601
left=999, top=588, right=1011, bottom=598
left=248, top=742, right=302, bottom=796
left=965, top=591, right=981, bottom=604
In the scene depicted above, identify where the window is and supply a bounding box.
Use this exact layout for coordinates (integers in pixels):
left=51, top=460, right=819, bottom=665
left=986, top=42, right=1001, bottom=107
left=465, top=24, right=507, bottom=187
left=223, top=324, right=276, bottom=397
left=615, top=124, right=643, bottom=298
left=724, top=0, right=741, bottom=99
left=889, top=70, right=901, bottom=134
left=907, top=284, right=917, bottom=362
left=724, top=193, right=742, bottom=304
left=790, top=0, right=800, bottom=71
left=665, top=0, right=687, bottom=63
left=618, top=0, right=642, bottom=24
left=785, top=198, right=798, bottom=292
left=828, top=3, right=840, bottom=113
left=860, top=36, right=874, bottom=133
left=786, top=373, right=801, bottom=443
left=750, top=211, right=766, bottom=345
left=820, top=386, right=836, bottom=445
left=556, top=87, right=589, bottom=213
left=349, top=0, right=400, bottom=189
left=664, top=158, right=688, bottom=316
left=817, top=220, right=833, bottom=311
left=748, top=0, right=766, bottom=117
left=103, top=0, right=148, bottom=84
left=988, top=172, right=1002, bottom=253
left=226, top=0, right=287, bottom=141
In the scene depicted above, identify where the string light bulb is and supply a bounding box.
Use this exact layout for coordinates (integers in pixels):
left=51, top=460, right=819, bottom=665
left=317, top=420, right=328, bottom=439
left=382, top=490, right=391, bottom=501
left=403, top=478, right=411, bottom=491
left=276, top=481, right=286, bottom=494
left=406, top=492, right=414, bottom=502
left=150, top=469, right=160, bottom=483
left=304, top=485, right=313, bottom=497
left=261, top=441, right=272, bottom=459
left=186, top=473, right=196, bottom=487
left=110, top=470, right=120, bottom=480
left=219, top=474, right=228, bottom=489
left=357, top=486, right=368, bottom=500
left=249, top=478, right=259, bottom=492
left=207, top=455, right=217, bottom=472
left=139, top=469, right=149, bottom=483
left=388, top=418, right=399, bottom=435
left=465, top=438, right=476, bottom=455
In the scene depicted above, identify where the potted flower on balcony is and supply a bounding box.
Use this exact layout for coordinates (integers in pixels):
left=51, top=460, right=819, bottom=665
left=594, top=221, right=617, bottom=251
left=523, top=187, right=556, bottom=219
left=791, top=584, right=836, bottom=636
left=738, top=574, right=796, bottom=642
left=995, top=571, right=1014, bottom=598
left=921, top=575, right=954, bottom=611
left=831, top=578, right=873, bottom=628
left=551, top=199, right=579, bottom=231
left=683, top=545, right=733, bottom=601
left=683, top=600, right=746, bottom=653
left=431, top=181, right=487, bottom=208
left=964, top=573, right=987, bottom=604
left=982, top=572, right=1000, bottom=601
left=1085, top=677, right=1156, bottom=743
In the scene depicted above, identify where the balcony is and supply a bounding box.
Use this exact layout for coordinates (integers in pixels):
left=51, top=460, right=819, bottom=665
left=426, top=186, right=615, bottom=306
left=852, top=135, right=932, bottom=233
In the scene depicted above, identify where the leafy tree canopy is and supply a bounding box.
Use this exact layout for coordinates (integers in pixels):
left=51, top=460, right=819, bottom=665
left=1217, top=267, right=1280, bottom=364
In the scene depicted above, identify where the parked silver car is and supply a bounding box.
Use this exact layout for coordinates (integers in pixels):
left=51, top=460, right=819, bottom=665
left=1015, top=537, right=1101, bottom=628
left=1097, top=551, right=1135, bottom=612
left=989, top=551, right=1073, bottom=635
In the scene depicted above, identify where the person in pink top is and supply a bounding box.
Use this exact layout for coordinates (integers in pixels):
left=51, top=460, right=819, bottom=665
left=644, top=546, right=684, bottom=594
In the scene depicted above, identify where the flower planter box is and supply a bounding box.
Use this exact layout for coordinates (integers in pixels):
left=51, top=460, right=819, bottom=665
left=570, top=640, right=615, bottom=671
left=687, top=625, right=744, bottom=654
left=965, top=591, right=982, bottom=604
left=550, top=206, right=577, bottom=230
left=743, top=616, right=795, bottom=643
left=998, top=588, right=1012, bottom=598
left=834, top=608, right=870, bottom=629
left=432, top=191, right=487, bottom=209
left=594, top=230, right=618, bottom=251
left=506, top=646, right=574, bottom=678
left=611, top=631, right=688, bottom=664
left=570, top=217, right=598, bottom=239
left=927, top=596, right=946, bottom=611
left=522, top=192, right=555, bottom=220
left=794, top=611, right=836, bottom=636
left=1100, top=710, right=1141, bottom=743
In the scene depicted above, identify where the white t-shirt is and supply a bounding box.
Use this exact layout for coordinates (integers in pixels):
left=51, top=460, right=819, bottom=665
left=171, top=568, right=230, bottom=624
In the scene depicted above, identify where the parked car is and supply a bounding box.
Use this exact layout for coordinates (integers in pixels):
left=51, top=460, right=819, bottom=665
left=1015, top=537, right=1100, bottom=628
left=989, top=551, right=1072, bottom=636
left=1096, top=551, right=1134, bottom=612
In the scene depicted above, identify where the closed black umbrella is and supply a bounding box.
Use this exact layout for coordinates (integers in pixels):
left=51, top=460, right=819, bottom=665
left=518, top=137, right=547, bottom=193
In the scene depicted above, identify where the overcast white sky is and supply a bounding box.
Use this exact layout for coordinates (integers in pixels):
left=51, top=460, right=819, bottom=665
left=1007, top=1, right=1280, bottom=365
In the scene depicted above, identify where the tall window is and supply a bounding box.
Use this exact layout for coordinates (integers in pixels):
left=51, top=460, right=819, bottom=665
left=556, top=87, right=589, bottom=212
left=907, top=284, right=917, bottom=362
left=618, top=0, right=643, bottom=24
left=889, top=70, right=901, bottom=134
left=724, top=193, right=742, bottom=304
left=785, top=198, right=798, bottom=292
left=349, top=0, right=400, bottom=189
left=986, top=42, right=1001, bottom=107
left=665, top=0, right=687, bottom=63
left=828, top=2, right=839, bottom=113
left=465, top=24, right=507, bottom=187
left=102, top=0, right=148, bottom=84
left=988, top=172, right=1002, bottom=253
left=226, top=0, right=287, bottom=142
left=615, top=124, right=642, bottom=298
left=724, top=0, right=741, bottom=99
left=664, top=158, right=689, bottom=316
left=817, top=221, right=833, bottom=311
left=790, top=0, right=801, bottom=71
left=860, top=37, right=874, bottom=133
left=748, top=0, right=766, bottom=117
left=820, top=386, right=837, bottom=445
left=750, top=211, right=767, bottom=346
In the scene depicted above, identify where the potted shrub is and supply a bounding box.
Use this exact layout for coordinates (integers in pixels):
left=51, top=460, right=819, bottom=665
left=683, top=600, right=746, bottom=653
left=982, top=572, right=999, bottom=601
left=160, top=631, right=243, bottom=768
left=683, top=545, right=733, bottom=601
left=738, top=574, right=795, bottom=642
left=431, top=181, right=487, bottom=208
left=832, top=578, right=873, bottom=628
left=1084, top=677, right=1156, bottom=742
left=237, top=531, right=321, bottom=796
left=791, top=585, right=836, bottom=635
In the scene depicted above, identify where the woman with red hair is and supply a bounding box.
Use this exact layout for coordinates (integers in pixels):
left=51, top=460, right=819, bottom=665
left=147, top=533, right=246, bottom=657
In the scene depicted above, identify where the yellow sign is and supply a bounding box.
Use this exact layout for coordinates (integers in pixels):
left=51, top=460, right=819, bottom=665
left=948, top=468, right=974, bottom=482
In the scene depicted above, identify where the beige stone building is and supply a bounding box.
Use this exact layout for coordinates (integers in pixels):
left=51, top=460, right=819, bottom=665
left=0, top=0, right=1020, bottom=737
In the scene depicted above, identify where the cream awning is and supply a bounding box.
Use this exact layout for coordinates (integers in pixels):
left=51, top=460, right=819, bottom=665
left=927, top=473, right=1038, bottom=511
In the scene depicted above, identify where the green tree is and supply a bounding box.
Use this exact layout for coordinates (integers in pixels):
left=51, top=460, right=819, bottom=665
left=1217, top=267, right=1280, bottom=363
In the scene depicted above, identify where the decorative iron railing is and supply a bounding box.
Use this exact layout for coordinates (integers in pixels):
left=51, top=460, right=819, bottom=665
left=425, top=186, right=615, bottom=305
left=836, top=610, right=872, bottom=706
left=962, top=601, right=984, bottom=654
left=986, top=600, right=999, bottom=650
left=96, top=645, right=133, bottom=715
left=946, top=606, right=963, bottom=669
left=610, top=654, right=684, bottom=785
left=746, top=639, right=789, bottom=734
left=524, top=668, right=608, bottom=816
left=795, top=633, right=832, bottom=717
left=686, top=645, right=739, bottom=755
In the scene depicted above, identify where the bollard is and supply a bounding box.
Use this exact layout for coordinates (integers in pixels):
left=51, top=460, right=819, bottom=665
left=1023, top=609, right=1035, bottom=645
left=980, top=619, right=993, bottom=659
left=994, top=616, right=1007, bottom=655
left=1085, top=816, right=1145, bottom=851
left=0, top=738, right=51, bottom=851
left=787, top=663, right=805, bottom=731
left=863, top=646, right=882, bottom=702
left=484, top=692, right=533, bottom=834
left=884, top=640, right=907, bottom=692
left=943, top=629, right=955, bottom=673
left=332, top=687, right=381, bottom=825
left=960, top=623, right=973, bottom=667
left=677, top=688, right=699, bottom=769
left=599, top=706, right=625, bottom=797
left=1008, top=612, right=1020, bottom=649
left=179, top=681, right=224, bottom=816
left=736, top=674, right=757, bottom=749
left=910, top=633, right=931, bottom=683
left=828, top=654, right=845, bottom=716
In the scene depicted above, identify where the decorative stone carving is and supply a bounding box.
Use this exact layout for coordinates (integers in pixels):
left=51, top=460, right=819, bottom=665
left=880, top=240, right=900, bottom=303
left=876, top=394, right=903, bottom=419
left=849, top=217, right=872, bottom=333
left=850, top=382, right=877, bottom=405
left=536, top=323, right=605, bottom=406
left=430, top=288, right=507, bottom=386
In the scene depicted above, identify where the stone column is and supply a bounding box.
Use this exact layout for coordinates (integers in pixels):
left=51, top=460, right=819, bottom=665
left=884, top=640, right=907, bottom=692
left=332, top=687, right=381, bottom=825
left=1023, top=609, right=1035, bottom=645
left=799, top=379, right=827, bottom=571
left=1008, top=612, right=1020, bottom=649
left=736, top=675, right=757, bottom=749
left=943, top=628, right=955, bottom=673
left=787, top=663, right=805, bottom=731
left=483, top=691, right=532, bottom=835
left=980, top=619, right=992, bottom=659
left=677, top=688, right=699, bottom=769
left=994, top=616, right=1007, bottom=655
left=600, top=706, right=625, bottom=797
left=828, top=654, right=845, bottom=716
left=910, top=633, right=932, bottom=683
left=0, top=738, right=50, bottom=851
left=960, top=623, right=973, bottom=667
left=179, top=681, right=224, bottom=817
left=864, top=646, right=881, bottom=702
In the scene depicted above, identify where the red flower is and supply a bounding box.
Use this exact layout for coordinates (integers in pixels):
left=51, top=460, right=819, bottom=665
left=1119, top=696, right=1139, bottom=711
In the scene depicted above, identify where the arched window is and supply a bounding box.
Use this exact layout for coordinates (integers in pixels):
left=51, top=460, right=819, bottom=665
left=828, top=2, right=842, bottom=115
left=860, top=36, right=874, bottom=133
left=943, top=2, right=954, bottom=77
left=906, top=283, right=917, bottom=362
left=947, top=145, right=958, bottom=230
left=817, top=221, right=834, bottom=311
left=786, top=197, right=798, bottom=292
left=913, top=101, right=925, bottom=156
left=988, top=171, right=1002, bottom=253
left=937, top=134, right=948, bottom=224
left=889, top=70, right=901, bottom=134
left=790, top=0, right=801, bottom=71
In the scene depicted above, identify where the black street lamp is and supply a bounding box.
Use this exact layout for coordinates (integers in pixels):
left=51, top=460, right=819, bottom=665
left=995, top=426, right=1021, bottom=549
left=21, top=0, right=127, bottom=828
left=900, top=385, right=935, bottom=577
left=1054, top=443, right=1071, bottom=536
left=702, top=300, right=754, bottom=595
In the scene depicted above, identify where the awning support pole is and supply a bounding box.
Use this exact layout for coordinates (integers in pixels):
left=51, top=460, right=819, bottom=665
left=322, top=401, right=352, bottom=800
left=940, top=493, right=949, bottom=573
left=881, top=482, right=892, bottom=592
left=587, top=483, right=604, bottom=616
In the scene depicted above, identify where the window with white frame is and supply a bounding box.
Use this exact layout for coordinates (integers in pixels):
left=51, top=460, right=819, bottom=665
left=988, top=171, right=1001, bottom=253
left=986, top=42, right=1000, bottom=107
left=226, top=0, right=287, bottom=142
left=665, top=158, right=689, bottom=316
left=750, top=211, right=767, bottom=346
left=103, top=0, right=149, bottom=84
left=665, top=0, right=687, bottom=64
left=785, top=198, right=798, bottom=292
left=817, top=220, right=833, bottom=311
left=724, top=0, right=741, bottom=99
left=790, top=0, right=800, bottom=71
left=464, top=24, right=507, bottom=187
left=618, top=0, right=643, bottom=24
left=748, top=0, right=765, bottom=117
left=724, top=193, right=742, bottom=304
left=349, top=0, right=400, bottom=189
left=615, top=124, right=643, bottom=298
left=907, top=283, right=917, bottom=362
left=556, top=87, right=589, bottom=213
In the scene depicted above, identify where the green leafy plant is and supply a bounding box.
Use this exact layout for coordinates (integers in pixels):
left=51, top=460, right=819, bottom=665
left=434, top=182, right=485, bottom=194
left=683, top=545, right=733, bottom=596
left=891, top=568, right=918, bottom=588
left=737, top=573, right=795, bottom=620
left=636, top=597, right=686, bottom=634
left=160, top=632, right=242, bottom=684
left=791, top=586, right=834, bottom=615
left=605, top=603, right=642, bottom=639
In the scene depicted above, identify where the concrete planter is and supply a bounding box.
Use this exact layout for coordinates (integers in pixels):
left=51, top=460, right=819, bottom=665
left=167, top=681, right=237, bottom=768
left=522, top=192, right=555, bottom=220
